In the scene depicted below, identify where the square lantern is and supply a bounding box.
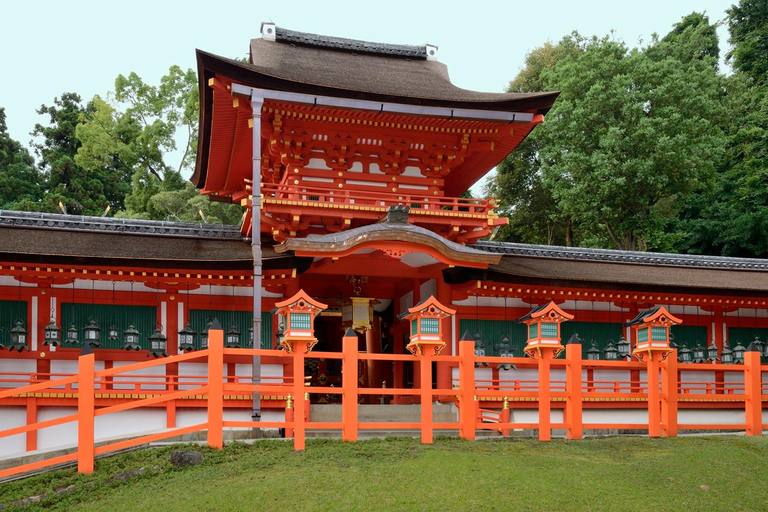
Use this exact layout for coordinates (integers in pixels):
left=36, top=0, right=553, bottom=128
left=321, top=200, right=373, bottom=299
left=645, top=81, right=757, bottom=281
left=274, top=290, right=328, bottom=353
left=83, top=317, right=102, bottom=347
left=65, top=322, right=79, bottom=345
left=8, top=319, right=30, bottom=352
left=678, top=344, right=692, bottom=363
left=341, top=297, right=377, bottom=333
left=248, top=325, right=254, bottom=348
left=515, top=301, right=574, bottom=358
left=586, top=339, right=601, bottom=360
left=707, top=340, right=719, bottom=362
left=604, top=340, right=618, bottom=360
left=178, top=322, right=197, bottom=352
left=401, top=295, right=455, bottom=356
left=200, top=320, right=213, bottom=350
left=122, top=323, right=142, bottom=351
left=692, top=342, right=707, bottom=363
left=108, top=324, right=120, bottom=345
left=625, top=306, right=682, bottom=361
left=617, top=335, right=631, bottom=360
left=225, top=321, right=241, bottom=348
left=732, top=341, right=746, bottom=364
left=494, top=335, right=516, bottom=371
left=44, top=314, right=60, bottom=346
left=721, top=342, right=734, bottom=364
left=147, top=327, right=168, bottom=358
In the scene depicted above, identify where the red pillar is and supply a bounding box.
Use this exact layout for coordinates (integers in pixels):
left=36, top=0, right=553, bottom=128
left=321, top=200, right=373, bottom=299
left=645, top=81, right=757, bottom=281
left=744, top=344, right=763, bottom=436
left=77, top=348, right=95, bottom=473
left=538, top=351, right=553, bottom=442
left=459, top=337, right=476, bottom=440
left=565, top=340, right=583, bottom=440
left=207, top=322, right=224, bottom=450
left=342, top=329, right=359, bottom=442
left=661, top=351, right=678, bottom=437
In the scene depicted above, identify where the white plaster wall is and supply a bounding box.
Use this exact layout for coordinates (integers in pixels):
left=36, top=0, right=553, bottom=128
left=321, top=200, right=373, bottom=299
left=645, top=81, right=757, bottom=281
left=679, top=371, right=717, bottom=394
left=234, top=364, right=284, bottom=383
left=679, top=409, right=745, bottom=425
left=112, top=360, right=168, bottom=391
left=590, top=370, right=633, bottom=393
left=474, top=367, right=493, bottom=389
left=508, top=409, right=538, bottom=424
left=37, top=407, right=77, bottom=452
left=550, top=368, right=566, bottom=390
left=583, top=408, right=648, bottom=425
left=0, top=360, right=36, bottom=388
left=723, top=371, right=745, bottom=395
left=177, top=363, right=208, bottom=390
left=176, top=408, right=207, bottom=428
left=94, top=409, right=166, bottom=441
left=0, top=407, right=27, bottom=457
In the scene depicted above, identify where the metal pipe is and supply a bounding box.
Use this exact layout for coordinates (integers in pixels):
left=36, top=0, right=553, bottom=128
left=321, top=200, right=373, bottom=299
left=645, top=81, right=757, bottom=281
left=250, top=92, right=265, bottom=437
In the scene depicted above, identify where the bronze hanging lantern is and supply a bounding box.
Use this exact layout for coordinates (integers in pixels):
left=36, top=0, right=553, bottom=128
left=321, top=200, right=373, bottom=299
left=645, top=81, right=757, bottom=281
left=678, top=343, right=692, bottom=363
left=732, top=340, right=746, bottom=364
left=8, top=319, right=29, bottom=352
left=721, top=341, right=734, bottom=364
left=43, top=308, right=60, bottom=347
left=65, top=322, right=79, bottom=345
left=178, top=322, right=197, bottom=352
left=225, top=321, right=241, bottom=348
left=587, top=340, right=600, bottom=360
left=200, top=319, right=213, bottom=350
left=603, top=340, right=618, bottom=361
left=707, top=339, right=719, bottom=362
left=692, top=341, right=707, bottom=363
left=83, top=316, right=101, bottom=347
left=147, top=326, right=168, bottom=358
left=122, top=323, right=142, bottom=351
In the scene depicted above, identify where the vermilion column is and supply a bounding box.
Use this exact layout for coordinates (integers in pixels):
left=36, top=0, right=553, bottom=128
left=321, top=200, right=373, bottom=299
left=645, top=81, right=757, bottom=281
left=342, top=328, right=359, bottom=442
left=661, top=350, right=678, bottom=437
left=537, top=350, right=554, bottom=441
left=565, top=339, right=583, bottom=440
left=77, top=346, right=96, bottom=473
left=744, top=343, right=763, bottom=436
left=459, top=337, right=476, bottom=440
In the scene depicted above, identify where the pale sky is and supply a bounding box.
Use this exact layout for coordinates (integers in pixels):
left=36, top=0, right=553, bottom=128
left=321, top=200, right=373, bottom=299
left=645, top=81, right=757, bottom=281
left=2, top=0, right=736, bottom=189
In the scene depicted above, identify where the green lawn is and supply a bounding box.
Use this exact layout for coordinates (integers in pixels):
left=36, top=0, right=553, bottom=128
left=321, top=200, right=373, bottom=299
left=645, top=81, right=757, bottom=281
left=2, top=436, right=768, bottom=511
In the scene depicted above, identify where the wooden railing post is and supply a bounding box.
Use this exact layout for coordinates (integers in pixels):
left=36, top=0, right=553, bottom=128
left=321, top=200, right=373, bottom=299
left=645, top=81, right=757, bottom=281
left=646, top=352, right=664, bottom=438
left=459, top=336, right=476, bottom=440
left=207, top=320, right=224, bottom=450
left=501, top=397, right=511, bottom=437
left=77, top=345, right=96, bottom=473
left=744, top=343, right=763, bottom=436
left=565, top=338, right=583, bottom=440
left=661, top=351, right=678, bottom=437
left=285, top=394, right=294, bottom=438
left=420, top=355, right=434, bottom=444
left=342, top=328, right=359, bottom=442
left=537, top=351, right=553, bottom=441
left=293, top=345, right=307, bottom=451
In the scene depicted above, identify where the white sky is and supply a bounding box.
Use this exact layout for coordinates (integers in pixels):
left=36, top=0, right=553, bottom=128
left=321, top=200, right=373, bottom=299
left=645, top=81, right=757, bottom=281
left=2, top=0, right=735, bottom=189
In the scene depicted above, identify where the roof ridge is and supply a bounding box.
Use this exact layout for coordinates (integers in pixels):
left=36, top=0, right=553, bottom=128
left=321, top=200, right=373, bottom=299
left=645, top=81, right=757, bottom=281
left=274, top=26, right=428, bottom=59
left=472, top=241, right=768, bottom=271
left=0, top=210, right=242, bottom=240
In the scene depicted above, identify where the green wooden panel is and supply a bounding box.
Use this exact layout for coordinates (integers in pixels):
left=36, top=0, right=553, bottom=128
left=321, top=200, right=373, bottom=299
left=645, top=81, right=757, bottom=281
left=459, top=319, right=527, bottom=356
left=0, top=301, right=27, bottom=344
left=727, top=327, right=768, bottom=347
left=411, top=319, right=417, bottom=336
left=638, top=328, right=649, bottom=343
left=528, top=324, right=537, bottom=339
left=62, top=303, right=156, bottom=349
left=651, top=326, right=667, bottom=342
left=541, top=323, right=558, bottom=338
left=290, top=313, right=311, bottom=331
left=670, top=325, right=707, bottom=348
left=190, top=310, right=272, bottom=349
left=560, top=321, right=623, bottom=359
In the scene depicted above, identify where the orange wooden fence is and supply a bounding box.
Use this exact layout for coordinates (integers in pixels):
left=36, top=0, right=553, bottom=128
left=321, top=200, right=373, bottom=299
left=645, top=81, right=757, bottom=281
left=0, top=329, right=766, bottom=479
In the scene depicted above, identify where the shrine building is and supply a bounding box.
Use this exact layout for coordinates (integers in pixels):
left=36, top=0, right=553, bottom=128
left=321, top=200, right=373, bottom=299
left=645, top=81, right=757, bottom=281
left=0, top=25, right=767, bottom=458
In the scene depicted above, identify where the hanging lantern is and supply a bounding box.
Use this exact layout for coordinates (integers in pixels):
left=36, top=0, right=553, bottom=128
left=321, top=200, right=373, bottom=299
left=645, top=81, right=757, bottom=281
left=122, top=323, right=142, bottom=351
left=65, top=322, right=79, bottom=345
left=8, top=319, right=30, bottom=352
left=678, top=343, right=692, bottom=363
left=147, top=326, right=168, bottom=358
left=603, top=340, right=618, bottom=361
left=248, top=325, right=255, bottom=349
left=108, top=324, right=120, bottom=345
left=43, top=311, right=60, bottom=347
left=494, top=335, right=516, bottom=371
left=751, top=336, right=763, bottom=358
left=225, top=321, right=241, bottom=348
left=275, top=315, right=285, bottom=349
left=721, top=341, right=734, bottom=364
left=762, top=336, right=768, bottom=360
left=707, top=340, right=719, bottom=362
left=616, top=335, right=631, bottom=360
left=587, top=340, right=600, bottom=360
left=83, top=317, right=101, bottom=347
left=178, top=322, right=197, bottom=352
left=692, top=342, right=707, bottom=363
left=474, top=330, right=489, bottom=367
left=732, top=340, right=746, bottom=364
left=200, top=319, right=213, bottom=350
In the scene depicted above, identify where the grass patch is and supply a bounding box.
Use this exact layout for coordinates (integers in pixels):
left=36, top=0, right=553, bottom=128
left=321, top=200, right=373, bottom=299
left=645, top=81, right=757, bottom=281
left=2, top=436, right=768, bottom=510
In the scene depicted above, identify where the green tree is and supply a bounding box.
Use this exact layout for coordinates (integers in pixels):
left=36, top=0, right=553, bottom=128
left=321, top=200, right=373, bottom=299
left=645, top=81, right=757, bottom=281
left=32, top=92, right=130, bottom=215
left=727, top=0, right=768, bottom=84
left=76, top=66, right=239, bottom=223
left=673, top=4, right=768, bottom=257
left=0, top=108, right=42, bottom=209
left=490, top=14, right=726, bottom=251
